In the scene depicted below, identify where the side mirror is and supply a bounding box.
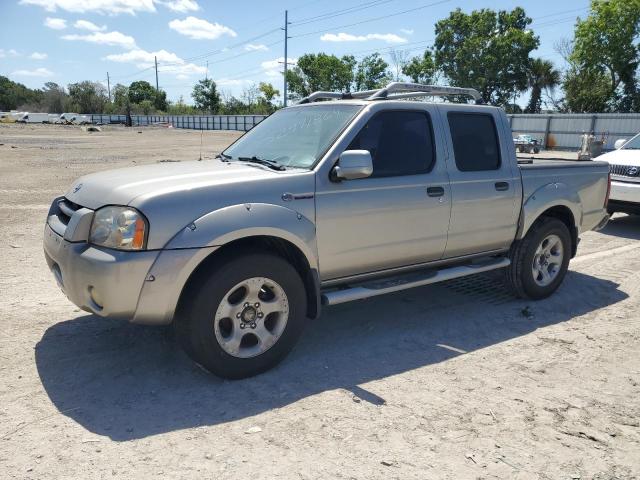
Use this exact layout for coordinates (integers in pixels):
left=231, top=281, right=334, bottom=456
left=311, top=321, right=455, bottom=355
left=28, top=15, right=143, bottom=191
left=331, top=150, right=373, bottom=181
left=614, top=138, right=628, bottom=150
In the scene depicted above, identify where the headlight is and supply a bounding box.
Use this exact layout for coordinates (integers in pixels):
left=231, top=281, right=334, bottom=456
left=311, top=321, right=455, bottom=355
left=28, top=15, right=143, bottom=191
left=89, top=206, right=148, bottom=250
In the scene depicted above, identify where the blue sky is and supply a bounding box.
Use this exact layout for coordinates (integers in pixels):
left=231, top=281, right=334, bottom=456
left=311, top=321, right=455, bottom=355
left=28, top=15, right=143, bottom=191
left=0, top=0, right=589, bottom=104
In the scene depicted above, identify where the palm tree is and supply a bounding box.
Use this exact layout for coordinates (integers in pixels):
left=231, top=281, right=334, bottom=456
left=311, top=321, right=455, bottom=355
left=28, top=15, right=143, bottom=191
left=525, top=58, right=561, bottom=113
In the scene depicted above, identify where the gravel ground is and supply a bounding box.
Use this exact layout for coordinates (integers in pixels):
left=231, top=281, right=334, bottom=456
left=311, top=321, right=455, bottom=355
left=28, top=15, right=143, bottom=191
left=0, top=123, right=639, bottom=480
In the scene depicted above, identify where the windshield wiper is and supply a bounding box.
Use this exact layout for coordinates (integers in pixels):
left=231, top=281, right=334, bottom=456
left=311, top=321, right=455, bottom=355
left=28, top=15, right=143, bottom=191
left=237, top=156, right=286, bottom=171
left=215, top=152, right=232, bottom=160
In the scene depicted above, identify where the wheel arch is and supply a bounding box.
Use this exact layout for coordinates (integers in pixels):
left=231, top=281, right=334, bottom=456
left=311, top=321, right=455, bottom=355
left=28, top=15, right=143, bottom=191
left=518, top=183, right=581, bottom=257
left=176, top=235, right=321, bottom=322
left=520, top=203, right=579, bottom=258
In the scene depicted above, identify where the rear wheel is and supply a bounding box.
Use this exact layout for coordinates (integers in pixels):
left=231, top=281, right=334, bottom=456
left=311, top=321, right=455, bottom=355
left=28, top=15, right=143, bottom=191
left=505, top=217, right=571, bottom=299
left=176, top=252, right=307, bottom=379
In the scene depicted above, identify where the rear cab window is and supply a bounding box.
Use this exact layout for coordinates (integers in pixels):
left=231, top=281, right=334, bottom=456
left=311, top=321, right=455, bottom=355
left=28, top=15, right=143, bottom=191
left=447, top=112, right=501, bottom=172
left=347, top=110, right=436, bottom=178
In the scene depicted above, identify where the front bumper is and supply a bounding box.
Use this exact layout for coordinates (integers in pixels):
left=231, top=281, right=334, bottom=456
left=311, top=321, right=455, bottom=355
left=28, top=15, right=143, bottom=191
left=43, top=223, right=159, bottom=320
left=610, top=179, right=640, bottom=204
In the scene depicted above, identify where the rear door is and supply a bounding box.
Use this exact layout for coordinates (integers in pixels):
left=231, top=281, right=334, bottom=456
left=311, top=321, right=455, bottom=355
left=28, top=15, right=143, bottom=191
left=315, top=106, right=451, bottom=280
left=441, top=107, right=520, bottom=258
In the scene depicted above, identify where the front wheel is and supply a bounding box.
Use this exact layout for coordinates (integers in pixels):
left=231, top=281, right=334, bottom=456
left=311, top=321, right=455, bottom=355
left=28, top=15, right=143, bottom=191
left=505, top=217, right=571, bottom=299
left=176, top=252, right=307, bottom=379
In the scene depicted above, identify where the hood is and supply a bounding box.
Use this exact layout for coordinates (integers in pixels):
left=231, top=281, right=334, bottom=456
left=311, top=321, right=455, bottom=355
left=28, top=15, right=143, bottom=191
left=64, top=159, right=317, bottom=250
left=596, top=149, right=640, bottom=167
left=65, top=160, right=281, bottom=209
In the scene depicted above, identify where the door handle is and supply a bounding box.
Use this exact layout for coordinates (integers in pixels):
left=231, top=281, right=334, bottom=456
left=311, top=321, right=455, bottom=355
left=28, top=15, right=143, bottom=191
left=495, top=181, right=509, bottom=191
left=427, top=186, right=445, bottom=197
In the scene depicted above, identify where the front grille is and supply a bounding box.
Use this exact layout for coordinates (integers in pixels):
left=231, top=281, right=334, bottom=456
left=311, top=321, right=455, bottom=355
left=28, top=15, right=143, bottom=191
left=56, top=198, right=81, bottom=225
left=609, top=164, right=640, bottom=178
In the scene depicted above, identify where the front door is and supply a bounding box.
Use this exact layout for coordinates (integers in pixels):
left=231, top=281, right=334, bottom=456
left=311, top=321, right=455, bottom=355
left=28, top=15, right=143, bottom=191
left=315, top=108, right=451, bottom=281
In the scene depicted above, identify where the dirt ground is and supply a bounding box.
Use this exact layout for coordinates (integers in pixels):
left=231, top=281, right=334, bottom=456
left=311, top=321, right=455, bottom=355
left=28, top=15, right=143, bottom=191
left=0, top=123, right=639, bottom=480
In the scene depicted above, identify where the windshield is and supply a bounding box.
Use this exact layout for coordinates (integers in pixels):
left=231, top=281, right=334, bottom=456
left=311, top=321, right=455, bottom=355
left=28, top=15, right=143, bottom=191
left=621, top=134, right=640, bottom=150
left=223, top=104, right=362, bottom=169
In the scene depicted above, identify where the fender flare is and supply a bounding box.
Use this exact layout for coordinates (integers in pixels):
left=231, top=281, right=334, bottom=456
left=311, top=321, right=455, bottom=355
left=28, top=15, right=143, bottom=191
left=517, top=182, right=582, bottom=240
left=164, top=202, right=318, bottom=270
left=133, top=203, right=318, bottom=325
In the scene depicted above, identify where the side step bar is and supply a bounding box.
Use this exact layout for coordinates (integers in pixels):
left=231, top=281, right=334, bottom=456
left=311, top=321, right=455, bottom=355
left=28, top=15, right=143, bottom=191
left=321, top=257, right=510, bottom=306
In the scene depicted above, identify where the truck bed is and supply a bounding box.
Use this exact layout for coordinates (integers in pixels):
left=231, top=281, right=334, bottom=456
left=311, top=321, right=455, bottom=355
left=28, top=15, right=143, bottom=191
left=518, top=159, right=610, bottom=235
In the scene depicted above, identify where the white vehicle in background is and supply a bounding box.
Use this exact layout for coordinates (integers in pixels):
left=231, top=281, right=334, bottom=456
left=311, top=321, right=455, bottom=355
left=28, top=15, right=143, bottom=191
left=57, top=112, right=90, bottom=124
left=597, top=133, right=640, bottom=216
left=48, top=114, right=61, bottom=123
left=57, top=112, right=79, bottom=123
left=16, top=112, right=50, bottom=123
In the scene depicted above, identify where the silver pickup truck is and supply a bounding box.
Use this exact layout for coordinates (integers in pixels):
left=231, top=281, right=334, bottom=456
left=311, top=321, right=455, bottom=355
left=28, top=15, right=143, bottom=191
left=44, top=83, right=611, bottom=379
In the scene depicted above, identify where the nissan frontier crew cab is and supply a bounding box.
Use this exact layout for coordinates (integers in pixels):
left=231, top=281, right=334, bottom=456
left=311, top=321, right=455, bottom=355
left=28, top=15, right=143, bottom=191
left=44, top=83, right=611, bottom=379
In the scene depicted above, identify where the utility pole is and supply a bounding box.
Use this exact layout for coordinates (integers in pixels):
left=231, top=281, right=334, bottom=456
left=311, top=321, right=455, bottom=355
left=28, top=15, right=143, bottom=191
left=283, top=10, right=289, bottom=107
left=106, top=72, right=111, bottom=101
left=205, top=60, right=209, bottom=81
left=154, top=55, right=159, bottom=91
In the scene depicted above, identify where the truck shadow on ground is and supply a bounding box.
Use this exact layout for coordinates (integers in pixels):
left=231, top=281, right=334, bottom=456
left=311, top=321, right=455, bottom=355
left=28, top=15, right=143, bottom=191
left=36, top=270, right=626, bottom=441
left=598, top=214, right=640, bottom=240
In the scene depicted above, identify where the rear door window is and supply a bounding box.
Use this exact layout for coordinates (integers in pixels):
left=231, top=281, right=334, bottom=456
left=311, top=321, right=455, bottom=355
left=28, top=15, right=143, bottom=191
left=447, top=112, right=501, bottom=172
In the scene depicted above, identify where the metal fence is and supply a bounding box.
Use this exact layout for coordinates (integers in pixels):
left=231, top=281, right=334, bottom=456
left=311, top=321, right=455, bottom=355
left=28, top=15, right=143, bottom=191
left=89, top=114, right=268, bottom=132
left=87, top=112, right=640, bottom=150
left=507, top=113, right=640, bottom=151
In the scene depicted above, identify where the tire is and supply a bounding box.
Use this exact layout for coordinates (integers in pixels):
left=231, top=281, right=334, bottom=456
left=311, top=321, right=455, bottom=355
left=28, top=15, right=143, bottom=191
left=533, top=147, right=540, bottom=154
left=175, top=252, right=307, bottom=379
left=505, top=217, right=571, bottom=300
left=517, top=145, right=524, bottom=153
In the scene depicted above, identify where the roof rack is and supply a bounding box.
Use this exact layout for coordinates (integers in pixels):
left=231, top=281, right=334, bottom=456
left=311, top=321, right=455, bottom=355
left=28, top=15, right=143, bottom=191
left=297, top=82, right=484, bottom=105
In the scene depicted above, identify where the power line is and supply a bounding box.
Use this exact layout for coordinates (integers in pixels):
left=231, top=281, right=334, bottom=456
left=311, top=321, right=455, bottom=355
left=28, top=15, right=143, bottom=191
left=290, top=0, right=452, bottom=38
left=290, top=0, right=398, bottom=27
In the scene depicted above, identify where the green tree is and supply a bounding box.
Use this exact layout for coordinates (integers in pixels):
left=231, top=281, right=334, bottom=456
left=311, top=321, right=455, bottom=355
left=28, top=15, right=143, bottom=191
left=354, top=53, right=391, bottom=90
left=68, top=81, right=108, bottom=113
left=166, top=95, right=198, bottom=115
left=402, top=50, right=438, bottom=84
left=128, top=81, right=157, bottom=104
left=0, top=76, right=43, bottom=110
left=525, top=58, right=561, bottom=113
left=562, top=67, right=613, bottom=113
left=285, top=53, right=356, bottom=98
left=41, top=82, right=69, bottom=113
left=258, top=82, right=280, bottom=103
left=570, top=0, right=640, bottom=112
left=153, top=89, right=168, bottom=112
left=434, top=7, right=539, bottom=105
left=192, top=78, right=221, bottom=113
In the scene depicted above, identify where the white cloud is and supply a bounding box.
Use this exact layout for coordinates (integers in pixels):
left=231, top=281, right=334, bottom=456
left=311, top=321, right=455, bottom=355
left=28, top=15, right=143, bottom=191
left=11, top=67, right=53, bottom=77
left=261, top=57, right=297, bottom=77
left=30, top=52, right=48, bottom=60
left=159, top=0, right=199, bottom=12
left=168, top=16, right=236, bottom=40
left=104, top=48, right=206, bottom=76
left=320, top=32, right=407, bottom=44
left=21, top=0, right=156, bottom=15
left=1, top=49, right=20, bottom=57
left=44, top=17, right=67, bottom=29
left=245, top=43, right=268, bottom=52
left=400, top=28, right=414, bottom=35
left=74, top=19, right=107, bottom=31
left=176, top=73, right=189, bottom=80
left=62, top=31, right=137, bottom=49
